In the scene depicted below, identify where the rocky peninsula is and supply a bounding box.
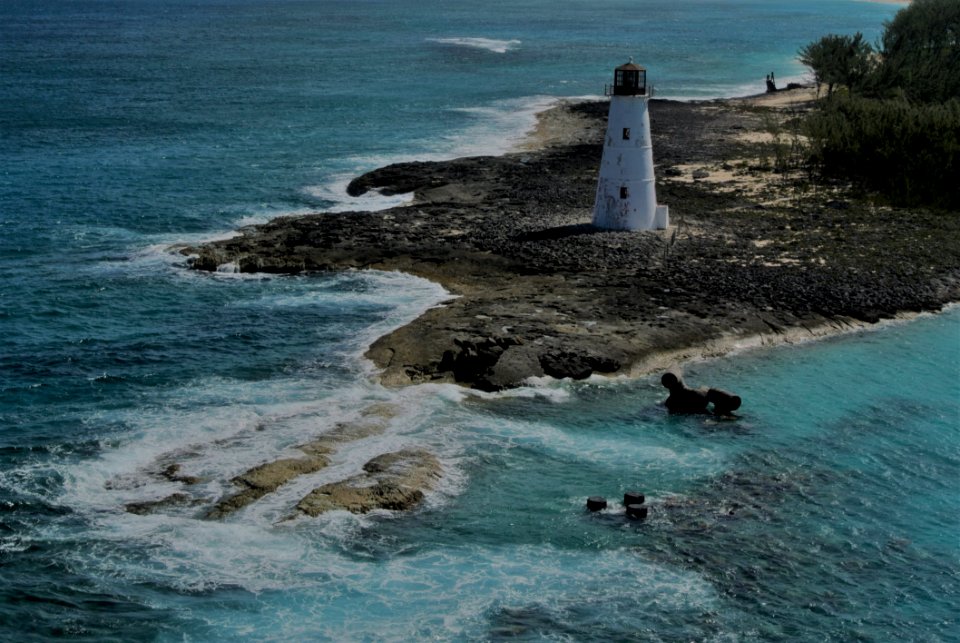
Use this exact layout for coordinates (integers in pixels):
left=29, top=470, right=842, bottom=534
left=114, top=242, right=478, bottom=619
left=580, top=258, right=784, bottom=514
left=184, top=89, right=960, bottom=391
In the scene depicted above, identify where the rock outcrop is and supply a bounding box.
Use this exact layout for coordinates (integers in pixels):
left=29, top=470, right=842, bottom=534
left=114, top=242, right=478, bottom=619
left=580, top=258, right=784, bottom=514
left=206, top=455, right=330, bottom=519
left=294, top=449, right=441, bottom=517
left=206, top=408, right=398, bottom=519
left=183, top=96, right=960, bottom=390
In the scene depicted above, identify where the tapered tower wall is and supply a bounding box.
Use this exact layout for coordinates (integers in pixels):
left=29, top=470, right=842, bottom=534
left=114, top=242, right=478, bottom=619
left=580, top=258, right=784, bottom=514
left=592, top=61, right=668, bottom=231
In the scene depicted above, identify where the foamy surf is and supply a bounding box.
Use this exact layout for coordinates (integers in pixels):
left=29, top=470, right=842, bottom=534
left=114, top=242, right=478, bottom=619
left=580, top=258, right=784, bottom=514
left=427, top=37, right=521, bottom=54
left=45, top=516, right=720, bottom=639
left=299, top=95, right=564, bottom=217
left=28, top=268, right=463, bottom=532
left=48, top=369, right=469, bottom=529
left=303, top=174, right=416, bottom=213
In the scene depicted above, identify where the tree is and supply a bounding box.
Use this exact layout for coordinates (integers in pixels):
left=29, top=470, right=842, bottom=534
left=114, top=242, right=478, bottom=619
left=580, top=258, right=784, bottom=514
left=800, top=0, right=960, bottom=208
left=798, top=32, right=874, bottom=96
left=874, top=0, right=960, bottom=102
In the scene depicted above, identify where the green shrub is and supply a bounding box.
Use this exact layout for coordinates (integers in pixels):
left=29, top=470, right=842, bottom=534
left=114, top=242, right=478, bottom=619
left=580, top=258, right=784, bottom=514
left=873, top=0, right=960, bottom=103
left=798, top=0, right=959, bottom=207
left=805, top=94, right=960, bottom=207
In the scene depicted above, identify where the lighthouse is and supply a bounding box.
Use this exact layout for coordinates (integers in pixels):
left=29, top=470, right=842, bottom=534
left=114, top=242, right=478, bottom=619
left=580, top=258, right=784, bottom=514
left=592, top=60, right=668, bottom=231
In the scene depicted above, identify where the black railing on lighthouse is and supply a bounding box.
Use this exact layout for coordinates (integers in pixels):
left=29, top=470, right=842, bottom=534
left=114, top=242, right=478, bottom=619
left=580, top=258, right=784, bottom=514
left=604, top=84, right=655, bottom=97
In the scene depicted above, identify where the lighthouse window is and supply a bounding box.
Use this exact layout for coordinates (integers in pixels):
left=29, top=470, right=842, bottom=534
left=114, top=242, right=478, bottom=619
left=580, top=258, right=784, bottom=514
left=620, top=186, right=629, bottom=199
left=622, top=127, right=631, bottom=140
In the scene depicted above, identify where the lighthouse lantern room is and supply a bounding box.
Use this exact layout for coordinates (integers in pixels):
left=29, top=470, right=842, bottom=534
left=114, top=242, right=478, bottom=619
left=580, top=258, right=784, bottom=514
left=593, top=60, right=668, bottom=231
left=612, top=62, right=645, bottom=96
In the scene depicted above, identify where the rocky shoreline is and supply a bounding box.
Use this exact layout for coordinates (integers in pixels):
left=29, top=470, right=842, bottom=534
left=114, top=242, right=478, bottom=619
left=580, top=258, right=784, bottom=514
left=184, top=89, right=960, bottom=391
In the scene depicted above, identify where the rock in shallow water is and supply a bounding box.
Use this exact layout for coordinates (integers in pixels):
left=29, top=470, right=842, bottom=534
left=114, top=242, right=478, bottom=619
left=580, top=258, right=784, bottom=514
left=294, top=449, right=441, bottom=517
left=206, top=455, right=330, bottom=519
left=662, top=371, right=710, bottom=414
left=125, top=493, right=198, bottom=515
left=586, top=496, right=608, bottom=511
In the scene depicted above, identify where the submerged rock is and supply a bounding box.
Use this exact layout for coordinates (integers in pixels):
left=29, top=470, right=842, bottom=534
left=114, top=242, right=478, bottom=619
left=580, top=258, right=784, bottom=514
left=160, top=463, right=202, bottom=485
left=125, top=493, right=198, bottom=515
left=298, top=416, right=390, bottom=456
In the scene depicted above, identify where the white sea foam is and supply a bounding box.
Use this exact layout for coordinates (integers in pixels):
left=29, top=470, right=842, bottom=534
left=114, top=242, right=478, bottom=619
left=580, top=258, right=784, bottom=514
left=114, top=92, right=566, bottom=246
left=303, top=174, right=415, bottom=213
left=302, top=94, right=564, bottom=214
left=494, top=377, right=573, bottom=402
left=50, top=372, right=467, bottom=524
left=42, top=511, right=720, bottom=637
left=32, top=268, right=463, bottom=532
left=306, top=545, right=718, bottom=640
left=448, top=95, right=559, bottom=155
left=427, top=37, right=521, bottom=54
left=332, top=270, right=452, bottom=359
left=230, top=207, right=318, bottom=229
left=110, top=205, right=325, bottom=275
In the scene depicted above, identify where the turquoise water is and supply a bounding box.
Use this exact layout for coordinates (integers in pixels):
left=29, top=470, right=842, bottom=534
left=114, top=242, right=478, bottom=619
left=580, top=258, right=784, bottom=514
left=3, top=0, right=958, bottom=640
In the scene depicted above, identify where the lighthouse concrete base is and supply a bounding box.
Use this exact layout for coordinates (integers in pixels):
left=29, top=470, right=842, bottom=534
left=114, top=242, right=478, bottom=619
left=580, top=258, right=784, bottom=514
left=655, top=205, right=669, bottom=230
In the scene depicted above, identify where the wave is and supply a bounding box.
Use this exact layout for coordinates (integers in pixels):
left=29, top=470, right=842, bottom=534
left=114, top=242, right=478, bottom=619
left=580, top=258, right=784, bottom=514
left=301, top=94, right=564, bottom=214
left=302, top=174, right=416, bottom=213
left=5, top=268, right=458, bottom=524
left=447, top=95, right=560, bottom=156
left=427, top=37, right=521, bottom=54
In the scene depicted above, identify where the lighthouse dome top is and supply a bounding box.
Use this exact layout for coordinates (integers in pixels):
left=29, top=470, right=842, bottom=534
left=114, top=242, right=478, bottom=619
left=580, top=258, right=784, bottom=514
left=615, top=60, right=646, bottom=72
left=610, top=59, right=647, bottom=96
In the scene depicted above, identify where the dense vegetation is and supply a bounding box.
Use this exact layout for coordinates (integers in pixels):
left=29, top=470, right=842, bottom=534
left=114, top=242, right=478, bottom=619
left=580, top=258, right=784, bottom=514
left=799, top=0, right=959, bottom=207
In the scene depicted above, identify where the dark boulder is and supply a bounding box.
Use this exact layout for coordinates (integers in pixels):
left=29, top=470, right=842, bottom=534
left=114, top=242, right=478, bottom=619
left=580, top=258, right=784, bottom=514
left=706, top=388, right=742, bottom=416
left=662, top=371, right=710, bottom=414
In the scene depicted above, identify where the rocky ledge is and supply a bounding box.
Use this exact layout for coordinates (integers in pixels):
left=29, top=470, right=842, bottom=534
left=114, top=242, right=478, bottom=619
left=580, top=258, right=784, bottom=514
left=183, top=92, right=960, bottom=390
left=293, top=449, right=441, bottom=517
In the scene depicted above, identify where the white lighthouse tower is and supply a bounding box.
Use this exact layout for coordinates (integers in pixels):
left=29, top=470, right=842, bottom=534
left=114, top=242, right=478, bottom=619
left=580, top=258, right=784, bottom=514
left=593, top=60, right=668, bottom=231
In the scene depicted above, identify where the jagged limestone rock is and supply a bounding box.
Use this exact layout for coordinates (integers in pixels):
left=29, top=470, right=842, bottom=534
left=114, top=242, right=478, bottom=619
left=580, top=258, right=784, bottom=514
left=295, top=449, right=441, bottom=517
left=205, top=405, right=400, bottom=519
left=207, top=455, right=329, bottom=519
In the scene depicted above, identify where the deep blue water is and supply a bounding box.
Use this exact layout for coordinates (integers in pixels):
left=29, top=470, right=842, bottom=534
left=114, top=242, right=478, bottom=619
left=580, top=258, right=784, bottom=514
left=3, top=0, right=958, bottom=640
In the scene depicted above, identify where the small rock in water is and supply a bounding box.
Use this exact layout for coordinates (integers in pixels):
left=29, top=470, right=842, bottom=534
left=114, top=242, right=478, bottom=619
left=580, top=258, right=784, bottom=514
left=662, top=371, right=710, bottom=414
left=586, top=496, right=608, bottom=511
left=663, top=371, right=741, bottom=417
left=626, top=504, right=649, bottom=520
left=623, top=491, right=645, bottom=507
left=706, top=388, right=742, bottom=416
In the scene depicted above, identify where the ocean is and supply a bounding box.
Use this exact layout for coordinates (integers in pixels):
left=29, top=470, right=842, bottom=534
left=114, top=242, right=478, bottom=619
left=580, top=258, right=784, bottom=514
left=2, top=0, right=957, bottom=640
